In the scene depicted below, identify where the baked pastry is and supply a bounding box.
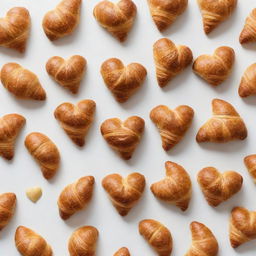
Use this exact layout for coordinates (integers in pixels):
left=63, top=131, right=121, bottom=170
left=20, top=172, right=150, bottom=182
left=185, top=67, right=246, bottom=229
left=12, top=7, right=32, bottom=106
left=25, top=132, right=60, bottom=180
left=15, top=226, right=52, bottom=256
left=0, top=114, right=25, bottom=160
left=100, top=116, right=145, bottom=160
left=0, top=193, right=16, bottom=230
left=151, top=161, right=192, bottom=211
left=1, top=63, right=46, bottom=100
left=193, top=46, right=235, bottom=86
left=68, top=226, right=99, bottom=256
left=58, top=176, right=95, bottom=219
left=42, top=0, right=82, bottom=41
left=197, top=167, right=243, bottom=207
left=54, top=99, right=96, bottom=146
left=0, top=7, right=30, bottom=53
left=139, top=219, right=172, bottom=256
left=26, top=187, right=42, bottom=203
left=153, top=38, right=193, bottom=87
left=114, top=247, right=130, bottom=256
left=196, top=99, right=247, bottom=143
left=197, top=0, right=237, bottom=34
left=244, top=154, right=256, bottom=183
left=102, top=172, right=145, bottom=216
left=100, top=58, right=147, bottom=103
left=150, top=105, right=194, bottom=151
left=93, top=0, right=137, bottom=42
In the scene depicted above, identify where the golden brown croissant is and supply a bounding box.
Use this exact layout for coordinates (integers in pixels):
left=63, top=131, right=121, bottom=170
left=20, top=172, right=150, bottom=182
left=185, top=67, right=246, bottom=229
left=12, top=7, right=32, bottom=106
left=54, top=99, right=96, bottom=146
left=153, top=38, right=193, bottom=87
left=196, top=99, right=247, bottom=143
left=102, top=173, right=145, bottom=216
left=114, top=247, right=130, bottom=256
left=100, top=58, right=147, bottom=103
left=151, top=161, right=192, bottom=211
left=68, top=226, right=99, bottom=256
left=46, top=55, right=87, bottom=94
left=0, top=193, right=16, bottom=230
left=193, top=46, right=235, bottom=86
left=239, top=8, right=256, bottom=44
left=15, top=226, right=53, bottom=256
left=25, top=132, right=60, bottom=180
left=147, top=0, right=188, bottom=31
left=197, top=167, right=243, bottom=207
left=244, top=154, right=256, bottom=183
left=42, top=0, right=82, bottom=41
left=197, top=0, right=237, bottom=34
left=185, top=221, right=219, bottom=256
left=58, top=176, right=95, bottom=220
left=0, top=114, right=25, bottom=160
left=93, top=0, right=137, bottom=42
left=229, top=207, right=256, bottom=248
left=150, top=105, right=194, bottom=151
left=139, top=219, right=172, bottom=256
left=0, top=7, right=30, bottom=53
left=1, top=63, right=46, bottom=100
left=100, top=116, right=145, bottom=160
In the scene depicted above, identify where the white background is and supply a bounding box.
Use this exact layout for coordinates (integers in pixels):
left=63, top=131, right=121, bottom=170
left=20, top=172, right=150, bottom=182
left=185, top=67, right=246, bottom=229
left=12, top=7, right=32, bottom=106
left=0, top=0, right=256, bottom=255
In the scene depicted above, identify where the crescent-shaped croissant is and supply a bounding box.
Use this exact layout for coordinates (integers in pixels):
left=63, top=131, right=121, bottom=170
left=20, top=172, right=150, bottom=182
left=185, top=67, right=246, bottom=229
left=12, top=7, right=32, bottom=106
left=25, top=132, right=60, bottom=180
left=68, top=226, right=99, bottom=256
left=0, top=114, right=25, bottom=160
left=185, top=221, right=219, bottom=256
left=0, top=193, right=16, bottom=230
left=196, top=99, right=247, bottom=143
left=58, top=176, right=95, bottom=220
left=15, top=226, right=52, bottom=256
left=244, top=154, right=256, bottom=183
left=42, top=0, right=82, bottom=41
left=114, top=247, right=130, bottom=256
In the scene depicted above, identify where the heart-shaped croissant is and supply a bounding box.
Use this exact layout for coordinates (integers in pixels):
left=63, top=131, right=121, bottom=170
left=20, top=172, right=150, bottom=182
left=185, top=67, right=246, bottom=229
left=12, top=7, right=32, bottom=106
left=151, top=161, right=192, bottom=211
left=101, top=58, right=147, bottom=103
left=244, top=154, right=256, bottom=183
left=240, top=8, right=256, bottom=44
left=153, top=38, right=193, bottom=87
left=102, top=172, right=145, bottom=216
left=114, top=247, right=130, bottom=256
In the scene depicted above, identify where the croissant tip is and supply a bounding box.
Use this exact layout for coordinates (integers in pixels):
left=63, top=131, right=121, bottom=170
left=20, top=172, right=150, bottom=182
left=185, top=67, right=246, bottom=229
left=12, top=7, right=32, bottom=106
left=154, top=20, right=168, bottom=32
left=72, top=138, right=85, bottom=147
left=203, top=24, right=214, bottom=34
left=59, top=210, right=71, bottom=220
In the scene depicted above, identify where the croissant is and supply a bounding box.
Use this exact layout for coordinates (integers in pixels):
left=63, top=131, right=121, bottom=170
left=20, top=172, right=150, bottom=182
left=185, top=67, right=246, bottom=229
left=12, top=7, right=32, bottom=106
left=139, top=219, right=172, bottom=256
left=151, top=161, right=192, bottom=211
left=185, top=221, right=219, bottom=256
left=1, top=63, right=46, bottom=100
left=197, top=167, right=243, bottom=207
left=100, top=58, right=147, bottom=103
left=102, top=173, right=145, bottom=216
left=239, top=8, right=256, bottom=44
left=153, top=38, right=193, bottom=87
left=230, top=207, right=256, bottom=248
left=196, top=99, right=247, bottom=143
left=100, top=116, right=145, bottom=160
left=0, top=114, right=26, bottom=160
left=197, top=0, right=237, bottom=34
left=0, top=193, right=16, bottom=230
left=114, top=247, right=130, bottom=256
left=150, top=105, right=194, bottom=151
left=25, top=132, right=60, bottom=180
left=15, top=226, right=52, bottom=256
left=68, top=226, right=99, bottom=256
left=54, top=99, right=96, bottom=146
left=244, top=154, right=256, bottom=183
left=58, top=176, right=95, bottom=220
left=46, top=55, right=87, bottom=94
left=193, top=46, right=235, bottom=86
left=93, top=0, right=137, bottom=42
left=42, top=0, right=82, bottom=41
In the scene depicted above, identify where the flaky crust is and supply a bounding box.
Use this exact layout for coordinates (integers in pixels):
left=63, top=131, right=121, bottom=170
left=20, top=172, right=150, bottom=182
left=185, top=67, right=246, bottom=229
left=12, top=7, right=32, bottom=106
left=239, top=63, right=256, bottom=97
left=244, top=154, right=256, bottom=183
left=0, top=193, right=16, bottom=230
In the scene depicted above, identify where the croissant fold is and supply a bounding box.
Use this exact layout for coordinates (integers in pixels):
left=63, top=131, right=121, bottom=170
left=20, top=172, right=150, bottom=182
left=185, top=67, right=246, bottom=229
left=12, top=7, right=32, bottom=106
left=0, top=193, right=16, bottom=230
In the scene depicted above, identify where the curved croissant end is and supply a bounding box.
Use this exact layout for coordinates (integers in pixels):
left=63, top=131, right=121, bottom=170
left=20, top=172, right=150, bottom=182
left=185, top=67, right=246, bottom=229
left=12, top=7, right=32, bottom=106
left=42, top=0, right=82, bottom=41
left=240, top=8, right=256, bottom=44
left=58, top=176, right=95, bottom=220
left=0, top=114, right=26, bottom=160
left=196, top=99, right=247, bottom=143
left=139, top=219, right=172, bottom=256
left=54, top=99, right=96, bottom=146
left=153, top=38, right=193, bottom=87
left=68, top=226, right=99, bottom=256
left=244, top=154, right=256, bottom=183
left=114, top=247, right=130, bottom=256
left=93, top=0, right=137, bottom=42
left=25, top=132, right=60, bottom=180
left=100, top=58, right=147, bottom=103
left=185, top=221, right=219, bottom=256
left=0, top=193, right=16, bottom=231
